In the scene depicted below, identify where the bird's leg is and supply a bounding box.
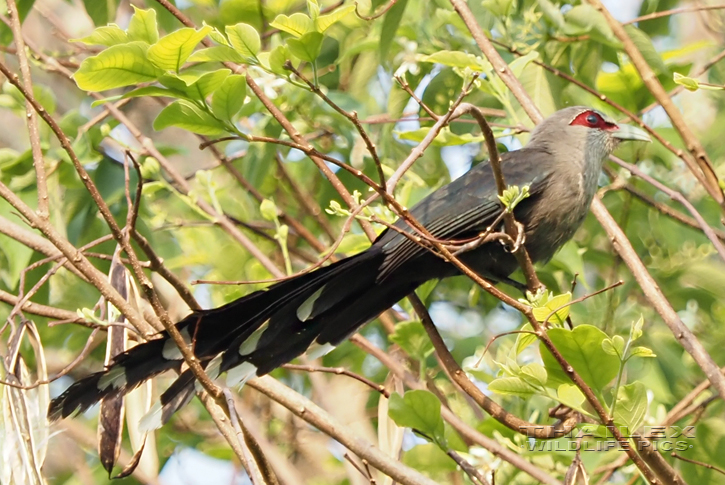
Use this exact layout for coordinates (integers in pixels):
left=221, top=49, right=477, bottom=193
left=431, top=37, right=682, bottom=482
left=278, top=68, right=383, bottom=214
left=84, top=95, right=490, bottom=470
left=501, top=220, right=526, bottom=253
left=501, top=277, right=528, bottom=293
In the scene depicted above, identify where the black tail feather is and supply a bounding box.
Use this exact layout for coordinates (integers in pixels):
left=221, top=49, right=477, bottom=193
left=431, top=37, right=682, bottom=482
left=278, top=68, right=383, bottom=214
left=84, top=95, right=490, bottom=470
left=48, top=339, right=181, bottom=421
left=49, top=246, right=417, bottom=424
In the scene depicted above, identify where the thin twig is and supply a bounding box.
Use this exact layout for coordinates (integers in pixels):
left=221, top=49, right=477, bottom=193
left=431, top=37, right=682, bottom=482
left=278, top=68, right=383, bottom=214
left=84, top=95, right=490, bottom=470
left=284, top=61, right=387, bottom=188
left=624, top=4, right=725, bottom=24
left=356, top=0, right=400, bottom=21
left=610, top=155, right=725, bottom=262
left=6, top=0, right=48, bottom=219
left=671, top=452, right=725, bottom=476
left=585, top=0, right=724, bottom=208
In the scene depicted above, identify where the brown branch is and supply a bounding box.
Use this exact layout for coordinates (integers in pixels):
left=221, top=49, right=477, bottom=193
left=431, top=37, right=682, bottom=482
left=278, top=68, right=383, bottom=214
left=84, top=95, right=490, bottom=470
left=283, top=364, right=389, bottom=397
left=5, top=0, right=48, bottom=219
left=410, top=294, right=580, bottom=440
left=222, top=389, right=276, bottom=485
left=395, top=75, right=439, bottom=120
left=0, top=182, right=154, bottom=336
left=0, top=214, right=88, bottom=282
left=453, top=102, right=541, bottom=290
left=448, top=450, right=491, bottom=485
left=449, top=0, right=544, bottom=124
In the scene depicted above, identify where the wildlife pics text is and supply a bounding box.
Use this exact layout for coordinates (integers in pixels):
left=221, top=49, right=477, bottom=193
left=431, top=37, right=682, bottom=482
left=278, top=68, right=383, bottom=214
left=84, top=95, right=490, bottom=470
left=1, top=1, right=725, bottom=485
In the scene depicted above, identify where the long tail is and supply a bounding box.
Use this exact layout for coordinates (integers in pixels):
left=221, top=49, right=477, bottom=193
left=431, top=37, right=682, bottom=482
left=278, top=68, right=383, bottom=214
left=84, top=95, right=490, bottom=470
left=48, top=246, right=419, bottom=425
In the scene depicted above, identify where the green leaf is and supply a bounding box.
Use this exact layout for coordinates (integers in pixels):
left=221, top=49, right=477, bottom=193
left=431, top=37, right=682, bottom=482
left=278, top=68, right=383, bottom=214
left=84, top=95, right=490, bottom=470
left=515, top=323, right=537, bottom=355
left=74, top=42, right=164, bottom=91
left=557, top=384, right=586, bottom=411
left=380, top=0, right=407, bottom=62
left=211, top=74, right=247, bottom=121
left=269, top=12, right=313, bottom=37
left=127, top=6, right=159, bottom=44
left=602, top=335, right=625, bottom=357
left=673, top=72, right=701, bottom=91
left=388, top=390, right=446, bottom=447
left=121, top=85, right=188, bottom=101
left=389, top=320, right=433, bottom=361
left=287, top=31, right=324, bottom=62
left=624, top=25, right=669, bottom=75
left=629, top=346, right=657, bottom=359
left=520, top=363, right=547, bottom=387
left=268, top=45, right=292, bottom=75
left=307, top=0, right=320, bottom=19
left=482, top=0, right=514, bottom=16
left=402, top=443, right=457, bottom=473
left=602, top=338, right=620, bottom=357
left=314, top=4, right=356, bottom=33
left=419, top=50, right=490, bottom=71
left=204, top=23, right=230, bottom=46
left=498, top=184, right=530, bottom=210
left=538, top=0, right=565, bottom=29
left=396, top=127, right=483, bottom=146
left=532, top=292, right=571, bottom=325
left=188, top=46, right=245, bottom=63
left=260, top=199, right=278, bottom=221
left=148, top=26, right=212, bottom=72
left=563, top=4, right=619, bottom=47
left=153, top=99, right=226, bottom=135
left=334, top=233, right=372, bottom=255
left=82, top=0, right=117, bottom=26
left=488, top=377, right=536, bottom=398
left=186, top=69, right=231, bottom=100
left=613, top=382, right=647, bottom=431
left=226, top=23, right=261, bottom=59
left=519, top=63, right=557, bottom=117
left=541, top=324, right=620, bottom=393
left=0, top=231, right=34, bottom=289
left=72, top=25, right=128, bottom=46
left=508, top=51, right=538, bottom=78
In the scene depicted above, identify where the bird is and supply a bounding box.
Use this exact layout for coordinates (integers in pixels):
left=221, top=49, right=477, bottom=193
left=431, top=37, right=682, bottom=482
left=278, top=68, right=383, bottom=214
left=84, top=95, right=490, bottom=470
left=48, top=106, right=650, bottom=428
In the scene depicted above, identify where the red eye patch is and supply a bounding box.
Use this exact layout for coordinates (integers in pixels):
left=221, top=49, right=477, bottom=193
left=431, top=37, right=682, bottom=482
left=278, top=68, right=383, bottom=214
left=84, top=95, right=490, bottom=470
left=570, top=110, right=618, bottom=131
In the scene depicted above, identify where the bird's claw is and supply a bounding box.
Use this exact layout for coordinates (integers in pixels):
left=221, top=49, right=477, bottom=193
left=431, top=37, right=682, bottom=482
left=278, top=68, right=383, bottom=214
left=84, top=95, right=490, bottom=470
left=502, top=221, right=526, bottom=253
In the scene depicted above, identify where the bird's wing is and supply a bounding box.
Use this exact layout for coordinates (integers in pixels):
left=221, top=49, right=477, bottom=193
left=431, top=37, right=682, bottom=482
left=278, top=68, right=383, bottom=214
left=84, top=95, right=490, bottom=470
left=375, top=147, right=553, bottom=279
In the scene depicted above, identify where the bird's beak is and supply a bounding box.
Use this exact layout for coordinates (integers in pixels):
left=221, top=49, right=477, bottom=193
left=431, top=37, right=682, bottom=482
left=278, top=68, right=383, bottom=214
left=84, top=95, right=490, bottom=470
left=611, top=124, right=651, bottom=143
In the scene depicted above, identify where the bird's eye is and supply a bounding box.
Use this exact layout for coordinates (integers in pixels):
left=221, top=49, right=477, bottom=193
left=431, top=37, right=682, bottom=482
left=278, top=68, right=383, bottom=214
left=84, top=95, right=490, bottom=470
left=586, top=114, right=599, bottom=125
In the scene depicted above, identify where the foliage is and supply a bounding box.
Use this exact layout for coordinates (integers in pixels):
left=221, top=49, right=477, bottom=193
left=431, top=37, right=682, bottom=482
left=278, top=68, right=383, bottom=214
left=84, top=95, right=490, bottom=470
left=1, top=0, right=725, bottom=484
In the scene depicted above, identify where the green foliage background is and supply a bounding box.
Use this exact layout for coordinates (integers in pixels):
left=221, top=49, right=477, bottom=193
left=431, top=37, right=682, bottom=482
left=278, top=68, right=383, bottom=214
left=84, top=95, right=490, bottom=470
left=1, top=0, right=725, bottom=484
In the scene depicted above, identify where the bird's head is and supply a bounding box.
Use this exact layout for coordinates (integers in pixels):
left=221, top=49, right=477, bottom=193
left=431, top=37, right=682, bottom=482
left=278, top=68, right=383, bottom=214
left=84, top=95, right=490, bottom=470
left=528, top=106, right=650, bottom=167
